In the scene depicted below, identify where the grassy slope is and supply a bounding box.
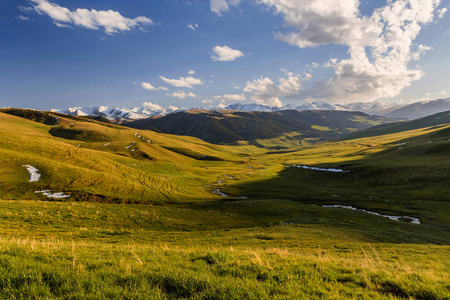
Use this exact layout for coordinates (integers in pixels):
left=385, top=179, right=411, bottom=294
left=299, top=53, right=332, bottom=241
left=1, top=110, right=450, bottom=299
left=128, top=110, right=398, bottom=147
left=0, top=199, right=449, bottom=299
left=227, top=124, right=450, bottom=229
left=0, top=111, right=261, bottom=203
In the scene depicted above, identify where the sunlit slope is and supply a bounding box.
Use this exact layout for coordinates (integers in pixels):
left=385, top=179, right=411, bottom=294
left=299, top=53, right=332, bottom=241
left=128, top=109, right=398, bottom=147
left=342, top=110, right=450, bottom=140
left=225, top=122, right=450, bottom=227
left=0, top=111, right=257, bottom=203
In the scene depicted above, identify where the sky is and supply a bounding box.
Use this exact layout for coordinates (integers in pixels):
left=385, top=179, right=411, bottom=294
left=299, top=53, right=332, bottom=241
left=0, top=0, right=449, bottom=111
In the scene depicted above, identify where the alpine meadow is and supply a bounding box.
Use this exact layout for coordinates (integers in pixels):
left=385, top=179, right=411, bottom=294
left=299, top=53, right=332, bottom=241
left=1, top=0, right=450, bottom=299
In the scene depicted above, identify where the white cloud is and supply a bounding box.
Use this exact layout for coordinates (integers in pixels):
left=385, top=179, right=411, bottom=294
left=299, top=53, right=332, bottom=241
left=167, top=105, right=179, bottom=111
left=141, top=82, right=168, bottom=91
left=188, top=70, right=195, bottom=75
left=169, top=91, right=197, bottom=99
left=17, top=15, right=30, bottom=21
left=187, top=23, right=199, bottom=30
left=143, top=102, right=164, bottom=110
left=244, top=74, right=301, bottom=107
left=214, top=94, right=247, bottom=102
left=201, top=99, right=214, bottom=104
left=211, top=45, right=244, bottom=61
left=30, top=0, right=153, bottom=34
left=437, top=7, right=448, bottom=18
left=411, top=45, right=433, bottom=60
left=210, top=0, right=241, bottom=16
left=18, top=6, right=34, bottom=13
left=159, top=76, right=203, bottom=88
left=258, top=0, right=442, bottom=103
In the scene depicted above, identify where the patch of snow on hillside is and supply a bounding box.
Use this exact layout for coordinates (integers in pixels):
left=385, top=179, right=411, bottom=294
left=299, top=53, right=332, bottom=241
left=23, top=165, right=41, bottom=182
left=35, top=190, right=71, bottom=199
left=322, top=205, right=420, bottom=224
left=125, top=142, right=135, bottom=149
left=290, top=165, right=349, bottom=173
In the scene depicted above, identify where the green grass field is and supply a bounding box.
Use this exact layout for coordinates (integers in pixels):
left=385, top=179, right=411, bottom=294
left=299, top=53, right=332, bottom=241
left=0, top=110, right=449, bottom=299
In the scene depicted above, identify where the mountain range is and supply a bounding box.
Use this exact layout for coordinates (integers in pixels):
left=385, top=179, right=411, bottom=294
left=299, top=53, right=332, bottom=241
left=128, top=110, right=398, bottom=147
left=50, top=98, right=450, bottom=121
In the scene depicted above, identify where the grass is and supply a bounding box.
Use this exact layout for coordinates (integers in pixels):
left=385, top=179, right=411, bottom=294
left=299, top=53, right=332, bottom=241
left=0, top=110, right=449, bottom=298
left=0, top=199, right=449, bottom=299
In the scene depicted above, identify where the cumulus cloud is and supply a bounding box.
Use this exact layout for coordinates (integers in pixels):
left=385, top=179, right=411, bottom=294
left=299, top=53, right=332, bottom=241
left=159, top=76, right=203, bottom=88
left=211, top=45, right=244, bottom=61
left=437, top=7, right=448, bottom=18
left=244, top=74, right=301, bottom=107
left=169, top=91, right=197, bottom=99
left=167, top=105, right=179, bottom=111
left=214, top=94, right=247, bottom=102
left=143, top=102, right=164, bottom=111
left=210, top=0, right=241, bottom=16
left=258, top=0, right=441, bottom=103
left=141, top=82, right=168, bottom=91
left=30, top=0, right=153, bottom=34
left=188, top=70, right=195, bottom=75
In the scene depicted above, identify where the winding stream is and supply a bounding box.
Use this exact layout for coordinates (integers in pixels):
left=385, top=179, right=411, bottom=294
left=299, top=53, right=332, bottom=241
left=322, top=205, right=420, bottom=224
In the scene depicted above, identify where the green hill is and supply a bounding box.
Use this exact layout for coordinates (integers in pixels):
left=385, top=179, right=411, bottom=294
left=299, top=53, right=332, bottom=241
left=0, top=110, right=259, bottom=203
left=1, top=108, right=450, bottom=299
left=127, top=110, right=398, bottom=148
left=342, top=110, right=450, bottom=140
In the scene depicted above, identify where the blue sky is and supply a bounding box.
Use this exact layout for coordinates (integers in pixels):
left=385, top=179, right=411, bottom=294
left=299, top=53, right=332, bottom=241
left=0, top=0, right=449, bottom=111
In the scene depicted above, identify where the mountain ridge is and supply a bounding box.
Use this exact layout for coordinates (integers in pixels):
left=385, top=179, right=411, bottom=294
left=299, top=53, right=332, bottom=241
left=48, top=97, right=450, bottom=121
left=128, top=110, right=399, bottom=147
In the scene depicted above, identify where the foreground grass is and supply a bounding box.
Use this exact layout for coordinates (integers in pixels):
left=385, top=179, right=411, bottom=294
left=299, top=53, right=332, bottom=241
left=0, top=199, right=449, bottom=299
left=2, top=237, right=449, bottom=299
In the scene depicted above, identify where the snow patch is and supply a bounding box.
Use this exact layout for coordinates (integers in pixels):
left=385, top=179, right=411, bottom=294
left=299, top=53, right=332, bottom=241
left=322, top=205, right=420, bottom=224
left=104, top=143, right=111, bottom=146
left=125, top=142, right=135, bottom=149
left=23, top=165, right=41, bottom=182
left=35, top=190, right=71, bottom=199
left=290, top=165, right=349, bottom=173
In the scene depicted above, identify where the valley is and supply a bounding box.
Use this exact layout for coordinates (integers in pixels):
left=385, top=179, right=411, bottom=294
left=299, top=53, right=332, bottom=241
left=0, top=108, right=449, bottom=299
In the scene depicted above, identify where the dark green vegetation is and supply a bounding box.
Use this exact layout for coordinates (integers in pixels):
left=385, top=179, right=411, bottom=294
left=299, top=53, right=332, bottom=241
left=128, top=110, right=398, bottom=147
left=0, top=109, right=449, bottom=299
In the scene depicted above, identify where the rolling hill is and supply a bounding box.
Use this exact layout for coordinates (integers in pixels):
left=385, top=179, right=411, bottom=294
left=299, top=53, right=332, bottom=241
left=342, top=110, right=450, bottom=140
left=0, top=108, right=259, bottom=203
left=1, top=107, right=450, bottom=299
left=127, top=109, right=398, bottom=147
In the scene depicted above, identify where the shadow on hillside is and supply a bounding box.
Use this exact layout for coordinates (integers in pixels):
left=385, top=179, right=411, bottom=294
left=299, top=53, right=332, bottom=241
left=224, top=159, right=450, bottom=244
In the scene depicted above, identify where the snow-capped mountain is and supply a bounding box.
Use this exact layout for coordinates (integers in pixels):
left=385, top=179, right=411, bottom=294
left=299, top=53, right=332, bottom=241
left=224, top=103, right=278, bottom=112
left=51, top=98, right=450, bottom=122
left=51, top=105, right=176, bottom=121
left=343, top=101, right=401, bottom=116
left=294, top=102, right=350, bottom=111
